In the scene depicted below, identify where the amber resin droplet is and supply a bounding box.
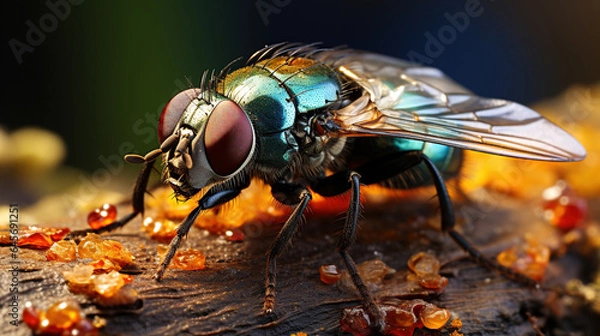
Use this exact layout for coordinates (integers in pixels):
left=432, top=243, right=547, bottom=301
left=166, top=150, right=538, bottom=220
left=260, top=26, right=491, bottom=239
left=419, top=274, right=449, bottom=290
left=384, top=305, right=418, bottom=328
left=319, top=264, right=342, bottom=285
left=419, top=303, right=450, bottom=329
left=542, top=181, right=588, bottom=231
left=340, top=306, right=372, bottom=336
left=23, top=302, right=40, bottom=329
left=407, top=252, right=440, bottom=277
left=23, top=299, right=99, bottom=335
left=225, top=229, right=245, bottom=242
left=87, top=203, right=117, bottom=230
left=142, top=216, right=178, bottom=243
left=45, top=299, right=82, bottom=329
left=340, top=299, right=450, bottom=335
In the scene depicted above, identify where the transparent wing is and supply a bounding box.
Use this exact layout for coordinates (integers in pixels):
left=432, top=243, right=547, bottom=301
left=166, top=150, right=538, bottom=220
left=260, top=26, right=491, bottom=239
left=316, top=50, right=586, bottom=162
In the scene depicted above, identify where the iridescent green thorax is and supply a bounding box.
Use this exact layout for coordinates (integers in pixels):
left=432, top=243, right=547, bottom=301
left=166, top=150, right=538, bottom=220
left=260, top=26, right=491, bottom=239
left=219, top=57, right=341, bottom=169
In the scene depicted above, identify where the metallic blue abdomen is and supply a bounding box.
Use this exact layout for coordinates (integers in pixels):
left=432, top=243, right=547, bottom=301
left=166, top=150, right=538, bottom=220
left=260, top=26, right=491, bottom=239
left=347, top=137, right=463, bottom=189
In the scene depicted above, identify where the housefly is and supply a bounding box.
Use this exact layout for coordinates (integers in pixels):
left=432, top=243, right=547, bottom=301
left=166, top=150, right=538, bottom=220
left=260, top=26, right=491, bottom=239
left=72, top=43, right=586, bottom=332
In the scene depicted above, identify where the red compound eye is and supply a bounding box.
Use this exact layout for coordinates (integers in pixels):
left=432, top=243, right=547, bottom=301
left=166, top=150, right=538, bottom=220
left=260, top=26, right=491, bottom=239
left=204, top=100, right=254, bottom=176
left=158, top=88, right=200, bottom=143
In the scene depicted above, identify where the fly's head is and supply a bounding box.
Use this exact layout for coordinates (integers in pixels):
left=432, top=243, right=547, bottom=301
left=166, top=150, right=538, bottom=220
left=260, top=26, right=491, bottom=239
left=158, top=88, right=256, bottom=199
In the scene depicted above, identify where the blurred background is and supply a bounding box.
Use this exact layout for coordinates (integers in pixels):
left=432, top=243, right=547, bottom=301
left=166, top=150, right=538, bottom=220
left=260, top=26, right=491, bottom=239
left=2, top=0, right=600, bottom=207
left=3, top=4, right=600, bottom=333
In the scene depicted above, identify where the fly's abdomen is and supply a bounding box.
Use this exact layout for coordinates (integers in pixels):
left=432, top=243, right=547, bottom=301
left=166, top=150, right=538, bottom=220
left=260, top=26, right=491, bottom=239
left=220, top=57, right=341, bottom=169
left=347, top=137, right=463, bottom=189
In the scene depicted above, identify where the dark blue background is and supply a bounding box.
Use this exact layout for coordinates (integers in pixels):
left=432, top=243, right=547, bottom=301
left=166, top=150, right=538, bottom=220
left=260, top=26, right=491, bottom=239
left=3, top=0, right=600, bottom=171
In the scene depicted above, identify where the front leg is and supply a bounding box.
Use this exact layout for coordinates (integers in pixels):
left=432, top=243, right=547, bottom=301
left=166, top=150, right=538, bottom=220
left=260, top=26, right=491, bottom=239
left=153, top=184, right=245, bottom=281
left=264, top=181, right=312, bottom=313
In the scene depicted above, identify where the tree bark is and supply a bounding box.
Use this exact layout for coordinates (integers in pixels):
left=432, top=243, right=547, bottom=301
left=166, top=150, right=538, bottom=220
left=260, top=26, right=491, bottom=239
left=0, top=190, right=595, bottom=335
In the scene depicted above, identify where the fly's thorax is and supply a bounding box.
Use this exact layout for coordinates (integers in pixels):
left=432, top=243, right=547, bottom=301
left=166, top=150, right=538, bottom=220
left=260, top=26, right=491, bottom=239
left=159, top=91, right=256, bottom=198
left=220, top=56, right=342, bottom=171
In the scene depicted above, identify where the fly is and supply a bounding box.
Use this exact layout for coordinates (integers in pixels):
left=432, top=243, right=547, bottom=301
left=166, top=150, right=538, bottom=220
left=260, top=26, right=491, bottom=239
left=70, top=42, right=586, bottom=333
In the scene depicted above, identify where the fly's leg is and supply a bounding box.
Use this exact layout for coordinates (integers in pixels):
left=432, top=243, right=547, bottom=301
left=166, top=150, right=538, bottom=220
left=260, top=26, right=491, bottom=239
left=264, top=182, right=312, bottom=313
left=153, top=186, right=244, bottom=281
left=420, top=154, right=539, bottom=288
left=67, top=149, right=162, bottom=239
left=338, top=172, right=385, bottom=332
left=308, top=152, right=425, bottom=332
left=153, top=205, right=201, bottom=281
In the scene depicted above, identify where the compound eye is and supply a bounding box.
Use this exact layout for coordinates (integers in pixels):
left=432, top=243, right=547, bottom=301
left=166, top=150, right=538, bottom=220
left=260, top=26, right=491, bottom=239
left=204, top=100, right=254, bottom=176
left=158, top=88, right=200, bottom=143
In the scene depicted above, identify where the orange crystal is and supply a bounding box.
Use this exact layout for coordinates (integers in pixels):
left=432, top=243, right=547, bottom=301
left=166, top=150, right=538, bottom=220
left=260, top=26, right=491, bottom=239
left=95, top=286, right=139, bottom=307
left=450, top=318, right=463, bottom=329
left=63, top=265, right=137, bottom=306
left=63, top=264, right=95, bottom=285
left=18, top=232, right=53, bottom=249
left=77, top=233, right=133, bottom=266
left=92, top=271, right=125, bottom=297
left=0, top=226, right=69, bottom=247
left=497, top=237, right=550, bottom=282
left=88, top=258, right=120, bottom=273
left=158, top=245, right=206, bottom=270
left=77, top=234, right=104, bottom=259
left=172, top=248, right=206, bottom=270
left=46, top=240, right=77, bottom=262
left=101, top=239, right=133, bottom=266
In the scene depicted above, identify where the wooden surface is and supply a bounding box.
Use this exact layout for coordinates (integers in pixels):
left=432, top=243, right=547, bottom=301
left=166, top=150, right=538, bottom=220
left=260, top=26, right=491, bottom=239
left=1, top=191, right=597, bottom=335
